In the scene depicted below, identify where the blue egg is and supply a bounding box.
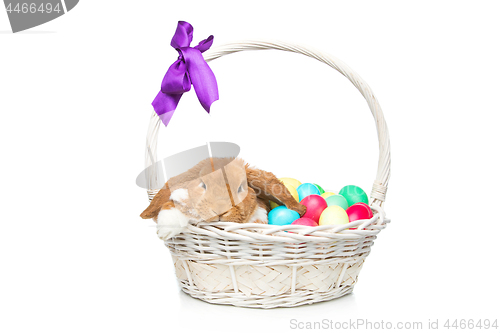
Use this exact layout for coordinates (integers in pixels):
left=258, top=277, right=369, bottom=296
left=268, top=206, right=300, bottom=226
left=296, top=183, right=321, bottom=201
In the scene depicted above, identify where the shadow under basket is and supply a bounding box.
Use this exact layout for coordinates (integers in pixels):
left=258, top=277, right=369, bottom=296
left=144, top=41, right=391, bottom=308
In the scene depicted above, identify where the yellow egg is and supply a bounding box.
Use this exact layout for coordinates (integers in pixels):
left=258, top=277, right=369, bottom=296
left=321, top=192, right=336, bottom=199
left=319, top=206, right=349, bottom=226
left=270, top=182, right=300, bottom=209
left=279, top=177, right=302, bottom=189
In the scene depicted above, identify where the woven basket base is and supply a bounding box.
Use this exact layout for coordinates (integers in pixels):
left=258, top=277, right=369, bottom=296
left=179, top=279, right=356, bottom=308
left=171, top=257, right=365, bottom=308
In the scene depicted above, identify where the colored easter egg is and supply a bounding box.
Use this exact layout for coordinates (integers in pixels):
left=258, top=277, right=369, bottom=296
left=313, top=183, right=325, bottom=194
left=339, top=185, right=369, bottom=207
left=319, top=206, right=349, bottom=226
left=346, top=202, right=373, bottom=222
left=320, top=192, right=336, bottom=199
left=325, top=194, right=349, bottom=210
left=300, top=195, right=328, bottom=222
left=270, top=182, right=300, bottom=209
left=296, top=183, right=321, bottom=201
left=291, top=217, right=318, bottom=227
left=268, top=206, right=300, bottom=226
left=279, top=177, right=301, bottom=189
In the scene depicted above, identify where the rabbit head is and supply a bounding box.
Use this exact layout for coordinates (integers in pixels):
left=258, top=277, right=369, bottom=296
left=174, top=157, right=257, bottom=222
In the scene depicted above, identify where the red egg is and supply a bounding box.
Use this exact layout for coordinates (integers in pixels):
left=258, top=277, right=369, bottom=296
left=291, top=217, right=318, bottom=227
left=300, top=195, right=328, bottom=222
left=346, top=202, right=373, bottom=222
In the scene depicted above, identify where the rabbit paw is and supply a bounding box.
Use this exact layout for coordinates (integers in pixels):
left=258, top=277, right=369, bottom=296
left=248, top=206, right=269, bottom=224
left=157, top=208, right=189, bottom=240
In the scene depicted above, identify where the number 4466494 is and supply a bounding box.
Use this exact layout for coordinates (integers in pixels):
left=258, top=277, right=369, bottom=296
left=6, top=3, right=61, bottom=14
left=444, top=319, right=498, bottom=330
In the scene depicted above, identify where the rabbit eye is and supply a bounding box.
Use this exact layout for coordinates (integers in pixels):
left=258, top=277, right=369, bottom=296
left=238, top=184, right=245, bottom=193
left=199, top=181, right=207, bottom=190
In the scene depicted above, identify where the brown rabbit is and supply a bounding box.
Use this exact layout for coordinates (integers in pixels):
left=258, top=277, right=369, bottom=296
left=140, top=157, right=306, bottom=240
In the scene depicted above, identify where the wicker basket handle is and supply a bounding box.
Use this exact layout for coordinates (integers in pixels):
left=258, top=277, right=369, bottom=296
left=145, top=40, right=391, bottom=206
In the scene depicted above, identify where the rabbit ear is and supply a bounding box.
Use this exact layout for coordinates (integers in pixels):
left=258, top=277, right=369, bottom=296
left=140, top=160, right=207, bottom=219
left=245, top=165, right=306, bottom=216
left=140, top=184, right=172, bottom=219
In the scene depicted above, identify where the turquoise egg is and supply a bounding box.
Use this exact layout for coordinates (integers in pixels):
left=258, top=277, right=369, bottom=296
left=338, top=185, right=369, bottom=207
left=296, top=183, right=321, bottom=201
left=325, top=194, right=349, bottom=210
left=268, top=206, right=300, bottom=226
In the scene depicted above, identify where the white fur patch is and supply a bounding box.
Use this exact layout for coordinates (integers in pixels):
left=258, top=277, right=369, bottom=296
left=170, top=189, right=188, bottom=202
left=248, top=207, right=268, bottom=224
left=157, top=208, right=189, bottom=240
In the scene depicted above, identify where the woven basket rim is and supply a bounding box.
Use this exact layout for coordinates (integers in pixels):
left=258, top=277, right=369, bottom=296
left=168, top=204, right=388, bottom=243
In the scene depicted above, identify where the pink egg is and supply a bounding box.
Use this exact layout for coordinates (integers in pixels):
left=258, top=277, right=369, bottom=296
left=346, top=202, right=374, bottom=222
left=300, top=195, right=328, bottom=222
left=291, top=217, right=319, bottom=227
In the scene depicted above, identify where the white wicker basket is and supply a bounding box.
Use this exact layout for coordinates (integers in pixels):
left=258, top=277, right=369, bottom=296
left=144, top=40, right=391, bottom=308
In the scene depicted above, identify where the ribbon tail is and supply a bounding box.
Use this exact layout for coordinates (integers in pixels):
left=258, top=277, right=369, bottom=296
left=183, top=48, right=219, bottom=113
left=152, top=91, right=183, bottom=126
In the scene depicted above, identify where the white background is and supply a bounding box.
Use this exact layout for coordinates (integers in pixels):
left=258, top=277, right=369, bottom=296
left=1, top=1, right=499, bottom=332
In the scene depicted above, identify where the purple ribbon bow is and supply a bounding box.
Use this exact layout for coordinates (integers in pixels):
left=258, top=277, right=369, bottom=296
left=152, top=21, right=219, bottom=126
